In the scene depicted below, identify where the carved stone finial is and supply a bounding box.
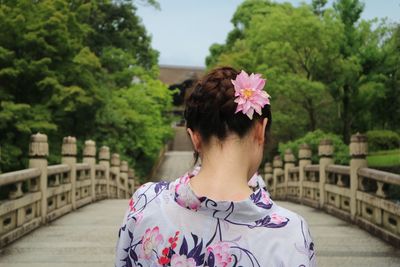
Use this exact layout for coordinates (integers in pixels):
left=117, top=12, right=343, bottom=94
left=264, top=162, right=272, bottom=174
left=83, top=140, right=96, bottom=157
left=298, top=143, right=311, bottom=159
left=128, top=168, right=135, bottom=179
left=284, top=149, right=295, bottom=163
left=111, top=153, right=120, bottom=167
left=62, top=136, right=77, bottom=156
left=99, top=146, right=110, bottom=160
left=318, top=139, right=333, bottom=157
left=120, top=161, right=128, bottom=172
left=273, top=155, right=283, bottom=168
left=29, top=133, right=49, bottom=157
left=350, top=133, right=368, bottom=158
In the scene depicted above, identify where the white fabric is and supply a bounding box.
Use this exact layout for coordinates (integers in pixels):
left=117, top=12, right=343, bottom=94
left=115, top=172, right=316, bottom=267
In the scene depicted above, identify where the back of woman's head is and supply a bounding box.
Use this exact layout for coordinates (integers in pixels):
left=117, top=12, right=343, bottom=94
left=184, top=66, right=271, bottom=143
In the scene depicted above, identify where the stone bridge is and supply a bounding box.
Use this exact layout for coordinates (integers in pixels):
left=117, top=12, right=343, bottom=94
left=0, top=128, right=399, bottom=267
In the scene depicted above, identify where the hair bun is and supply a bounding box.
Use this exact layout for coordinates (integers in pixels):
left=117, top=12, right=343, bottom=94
left=184, top=67, right=271, bottom=143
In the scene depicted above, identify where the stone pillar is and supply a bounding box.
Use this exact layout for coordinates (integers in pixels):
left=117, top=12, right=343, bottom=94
left=318, top=139, right=334, bottom=208
left=61, top=136, right=77, bottom=210
left=83, top=140, right=96, bottom=201
left=29, top=133, right=48, bottom=223
left=128, top=168, right=135, bottom=194
left=298, top=144, right=311, bottom=203
left=99, top=146, right=110, bottom=198
left=284, top=149, right=295, bottom=196
left=349, top=133, right=368, bottom=219
left=111, top=153, right=121, bottom=198
left=120, top=161, right=129, bottom=199
left=272, top=156, right=283, bottom=198
left=264, top=163, right=273, bottom=191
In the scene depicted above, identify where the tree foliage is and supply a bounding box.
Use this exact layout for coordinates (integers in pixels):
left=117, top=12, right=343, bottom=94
left=0, top=0, right=172, bottom=178
left=279, top=130, right=349, bottom=165
left=207, top=0, right=399, bottom=159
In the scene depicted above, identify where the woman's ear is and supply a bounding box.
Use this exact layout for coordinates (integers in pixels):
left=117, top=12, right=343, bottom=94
left=187, top=128, right=201, bottom=152
left=254, top=118, right=268, bottom=145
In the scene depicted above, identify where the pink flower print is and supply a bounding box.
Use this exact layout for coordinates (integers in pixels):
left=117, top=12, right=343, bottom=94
left=207, top=242, right=233, bottom=267
left=179, top=173, right=191, bottom=184
left=170, top=254, right=197, bottom=267
left=261, top=190, right=271, bottom=205
left=231, top=70, right=270, bottom=119
left=270, top=213, right=286, bottom=224
left=140, top=226, right=163, bottom=259
left=175, top=183, right=202, bottom=211
left=128, top=198, right=136, bottom=212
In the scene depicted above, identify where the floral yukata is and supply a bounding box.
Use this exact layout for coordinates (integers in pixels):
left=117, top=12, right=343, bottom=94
left=115, top=172, right=316, bottom=267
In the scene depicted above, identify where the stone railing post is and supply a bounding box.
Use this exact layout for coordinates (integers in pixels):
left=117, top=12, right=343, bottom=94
left=120, top=161, right=129, bottom=199
left=264, top=163, right=273, bottom=191
left=128, top=168, right=135, bottom=194
left=99, top=146, right=110, bottom=198
left=350, top=133, right=368, bottom=219
left=298, top=144, right=311, bottom=203
left=284, top=149, right=295, bottom=196
left=61, top=136, right=77, bottom=210
left=111, top=153, right=121, bottom=198
left=318, top=139, right=334, bottom=208
left=29, top=133, right=48, bottom=223
left=272, top=156, right=283, bottom=198
left=83, top=140, right=96, bottom=201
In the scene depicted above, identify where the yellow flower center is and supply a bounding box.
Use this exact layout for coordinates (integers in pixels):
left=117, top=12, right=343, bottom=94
left=242, top=89, right=254, bottom=99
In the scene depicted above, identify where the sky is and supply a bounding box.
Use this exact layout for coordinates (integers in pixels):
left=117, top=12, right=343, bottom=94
left=136, top=0, right=400, bottom=67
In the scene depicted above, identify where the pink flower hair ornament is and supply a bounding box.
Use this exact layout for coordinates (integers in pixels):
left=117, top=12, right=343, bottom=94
left=231, top=70, right=270, bottom=119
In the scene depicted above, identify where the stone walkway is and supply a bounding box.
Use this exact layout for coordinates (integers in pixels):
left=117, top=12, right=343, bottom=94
left=0, top=200, right=127, bottom=267
left=154, top=126, right=195, bottom=181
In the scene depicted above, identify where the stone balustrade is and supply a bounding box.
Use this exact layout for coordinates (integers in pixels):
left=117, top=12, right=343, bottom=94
left=264, top=133, right=400, bottom=247
left=0, top=133, right=137, bottom=248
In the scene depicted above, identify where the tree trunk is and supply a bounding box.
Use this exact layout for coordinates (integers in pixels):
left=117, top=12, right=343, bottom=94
left=342, top=85, right=351, bottom=144
left=305, top=98, right=316, bottom=131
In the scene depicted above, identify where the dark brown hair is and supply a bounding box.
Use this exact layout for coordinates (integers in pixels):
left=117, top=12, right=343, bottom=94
left=184, top=66, right=271, bottom=144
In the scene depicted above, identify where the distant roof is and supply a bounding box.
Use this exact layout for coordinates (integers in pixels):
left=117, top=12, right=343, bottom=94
left=159, top=65, right=205, bottom=85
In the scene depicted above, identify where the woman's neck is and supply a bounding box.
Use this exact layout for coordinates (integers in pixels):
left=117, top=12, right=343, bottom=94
left=189, top=138, right=254, bottom=201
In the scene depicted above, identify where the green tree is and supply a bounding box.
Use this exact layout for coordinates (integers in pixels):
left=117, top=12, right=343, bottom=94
left=373, top=24, right=400, bottom=130
left=312, top=0, right=328, bottom=16
left=208, top=3, right=341, bottom=139
left=83, top=0, right=159, bottom=73
left=0, top=0, right=104, bottom=169
left=0, top=0, right=173, bottom=178
left=206, top=0, right=397, bottom=149
left=95, top=72, right=173, bottom=177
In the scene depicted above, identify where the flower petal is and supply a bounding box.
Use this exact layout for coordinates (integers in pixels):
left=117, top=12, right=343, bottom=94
left=246, top=108, right=254, bottom=119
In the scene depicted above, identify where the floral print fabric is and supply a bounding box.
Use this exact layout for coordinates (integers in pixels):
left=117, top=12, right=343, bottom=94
left=115, top=172, right=316, bottom=267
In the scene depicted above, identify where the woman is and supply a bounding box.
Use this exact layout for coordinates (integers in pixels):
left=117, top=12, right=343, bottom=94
left=115, top=67, right=316, bottom=267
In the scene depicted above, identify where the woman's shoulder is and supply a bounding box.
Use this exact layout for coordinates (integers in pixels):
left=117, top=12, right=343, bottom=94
left=269, top=202, right=312, bottom=235
left=133, top=180, right=172, bottom=196
left=130, top=180, right=173, bottom=205
left=267, top=202, right=316, bottom=263
left=271, top=202, right=307, bottom=224
left=123, top=180, right=171, bottom=215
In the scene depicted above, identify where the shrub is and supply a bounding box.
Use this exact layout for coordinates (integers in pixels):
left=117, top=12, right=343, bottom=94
left=278, top=130, right=349, bottom=165
left=366, top=130, right=400, bottom=152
